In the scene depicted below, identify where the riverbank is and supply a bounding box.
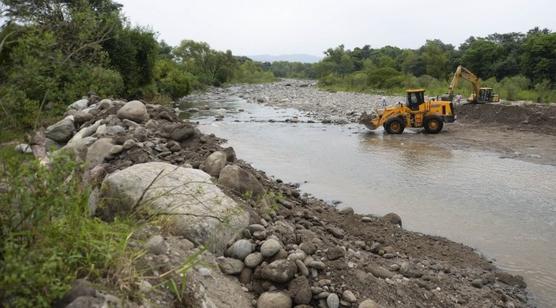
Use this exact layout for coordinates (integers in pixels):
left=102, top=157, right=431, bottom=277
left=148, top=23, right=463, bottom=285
left=3, top=93, right=532, bottom=307
left=187, top=79, right=556, bottom=166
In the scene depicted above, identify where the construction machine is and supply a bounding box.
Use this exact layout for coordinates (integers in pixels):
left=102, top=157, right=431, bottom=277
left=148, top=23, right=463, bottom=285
left=449, top=65, right=499, bottom=103
left=359, top=89, right=455, bottom=134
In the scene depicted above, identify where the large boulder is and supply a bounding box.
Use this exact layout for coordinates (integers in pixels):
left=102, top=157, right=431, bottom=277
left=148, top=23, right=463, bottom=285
left=201, top=151, right=228, bottom=177
left=45, top=116, right=75, bottom=143
left=218, top=165, right=265, bottom=198
left=117, top=100, right=148, bottom=123
left=184, top=253, right=253, bottom=308
left=99, top=162, right=249, bottom=254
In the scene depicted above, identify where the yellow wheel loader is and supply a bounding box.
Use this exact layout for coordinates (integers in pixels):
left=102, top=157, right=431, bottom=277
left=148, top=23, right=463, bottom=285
left=359, top=89, right=455, bottom=134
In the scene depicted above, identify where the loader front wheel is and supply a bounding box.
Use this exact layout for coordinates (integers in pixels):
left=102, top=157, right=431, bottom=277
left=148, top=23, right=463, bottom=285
left=424, top=117, right=443, bottom=134
left=384, top=118, right=405, bottom=134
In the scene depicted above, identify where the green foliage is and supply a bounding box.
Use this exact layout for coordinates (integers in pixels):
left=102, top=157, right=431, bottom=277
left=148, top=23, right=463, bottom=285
left=103, top=26, right=159, bottom=98
left=0, top=151, right=134, bottom=307
left=154, top=59, right=194, bottom=100
left=230, top=61, right=275, bottom=84
left=173, top=40, right=237, bottom=86
left=316, top=28, right=556, bottom=102
left=265, top=61, right=316, bottom=79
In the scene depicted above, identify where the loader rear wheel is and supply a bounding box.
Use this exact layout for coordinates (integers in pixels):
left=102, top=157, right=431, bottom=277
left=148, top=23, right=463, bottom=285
left=424, top=117, right=443, bottom=134
left=384, top=118, right=405, bottom=134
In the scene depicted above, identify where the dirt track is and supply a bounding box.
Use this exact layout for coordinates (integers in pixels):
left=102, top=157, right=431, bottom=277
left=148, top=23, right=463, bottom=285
left=221, top=80, right=556, bottom=166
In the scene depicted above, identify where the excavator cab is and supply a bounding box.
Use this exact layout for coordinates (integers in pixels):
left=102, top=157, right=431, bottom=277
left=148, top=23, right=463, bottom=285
left=478, top=87, right=500, bottom=103
left=406, top=89, right=425, bottom=110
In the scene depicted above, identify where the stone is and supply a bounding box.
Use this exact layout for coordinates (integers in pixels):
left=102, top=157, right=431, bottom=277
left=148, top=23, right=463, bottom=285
left=288, top=276, right=312, bottom=304
left=117, top=100, right=148, bottom=123
left=184, top=253, right=253, bottom=307
left=370, top=242, right=381, bottom=254
left=227, top=239, right=255, bottom=260
left=257, top=291, right=292, bottom=308
left=326, top=293, right=340, bottom=308
left=248, top=224, right=266, bottom=233
left=366, top=264, right=394, bottom=279
left=223, top=147, right=236, bottom=162
left=145, top=235, right=167, bottom=255
left=201, top=151, right=228, bottom=177
left=299, top=242, right=317, bottom=255
left=471, top=278, right=484, bottom=288
left=169, top=124, right=196, bottom=141
left=86, top=138, right=115, bottom=167
left=123, top=139, right=137, bottom=150
left=359, top=299, right=380, bottom=308
left=261, top=238, right=282, bottom=257
left=261, top=260, right=297, bottom=283
left=68, top=98, right=89, bottom=111
left=296, top=259, right=309, bottom=276
left=54, top=279, right=96, bottom=307
left=217, top=257, right=244, bottom=275
left=307, top=260, right=326, bottom=270
left=327, top=247, right=345, bottom=260
left=339, top=207, right=354, bottom=215
left=99, top=162, right=249, bottom=254
left=495, top=272, right=527, bottom=288
left=73, top=111, right=93, bottom=124
left=15, top=143, right=33, bottom=154
left=65, top=296, right=104, bottom=308
left=218, top=165, right=265, bottom=198
left=239, top=267, right=253, bottom=284
left=382, top=212, right=402, bottom=227
left=361, top=216, right=373, bottom=222
left=244, top=252, right=263, bottom=268
left=45, top=116, right=75, bottom=143
left=342, top=290, right=357, bottom=303
left=326, top=226, right=344, bottom=239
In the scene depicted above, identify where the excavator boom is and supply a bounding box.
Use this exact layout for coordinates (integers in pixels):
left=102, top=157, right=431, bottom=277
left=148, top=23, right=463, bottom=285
left=449, top=65, right=499, bottom=103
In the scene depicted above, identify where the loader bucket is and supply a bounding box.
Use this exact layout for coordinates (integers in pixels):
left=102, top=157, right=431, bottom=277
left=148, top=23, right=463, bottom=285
left=359, top=111, right=380, bottom=130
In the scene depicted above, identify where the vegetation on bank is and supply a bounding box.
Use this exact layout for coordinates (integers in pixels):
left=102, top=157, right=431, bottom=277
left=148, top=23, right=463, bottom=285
left=0, top=148, right=136, bottom=307
left=0, top=0, right=274, bottom=134
left=262, top=29, right=556, bottom=103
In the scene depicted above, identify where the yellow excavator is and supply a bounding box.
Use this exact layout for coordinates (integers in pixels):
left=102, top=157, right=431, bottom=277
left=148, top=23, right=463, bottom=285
left=359, top=89, right=455, bottom=134
left=449, top=65, right=499, bottom=103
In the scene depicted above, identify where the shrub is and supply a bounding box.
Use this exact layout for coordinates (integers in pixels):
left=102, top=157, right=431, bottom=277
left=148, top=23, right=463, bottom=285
left=0, top=151, right=134, bottom=307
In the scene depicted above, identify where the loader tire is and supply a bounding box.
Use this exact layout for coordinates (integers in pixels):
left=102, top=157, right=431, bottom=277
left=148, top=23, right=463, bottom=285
left=384, top=118, right=405, bottom=134
left=424, top=117, right=443, bottom=134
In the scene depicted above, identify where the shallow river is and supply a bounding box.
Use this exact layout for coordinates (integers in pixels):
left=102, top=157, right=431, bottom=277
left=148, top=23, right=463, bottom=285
left=187, top=98, right=556, bottom=307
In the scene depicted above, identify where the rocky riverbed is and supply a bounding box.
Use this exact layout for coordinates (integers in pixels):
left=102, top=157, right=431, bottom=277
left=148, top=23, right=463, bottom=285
left=17, top=92, right=532, bottom=308
left=182, top=79, right=556, bottom=166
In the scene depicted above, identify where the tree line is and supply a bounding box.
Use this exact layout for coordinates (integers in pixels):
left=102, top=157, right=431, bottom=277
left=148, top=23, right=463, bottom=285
left=265, top=28, right=556, bottom=102
left=0, top=0, right=273, bottom=133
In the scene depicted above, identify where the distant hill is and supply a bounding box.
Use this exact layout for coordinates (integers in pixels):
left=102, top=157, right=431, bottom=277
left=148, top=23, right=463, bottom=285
left=247, top=54, right=322, bottom=63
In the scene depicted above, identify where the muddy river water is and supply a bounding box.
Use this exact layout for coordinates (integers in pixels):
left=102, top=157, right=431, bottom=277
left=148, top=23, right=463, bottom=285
left=187, top=98, right=556, bottom=307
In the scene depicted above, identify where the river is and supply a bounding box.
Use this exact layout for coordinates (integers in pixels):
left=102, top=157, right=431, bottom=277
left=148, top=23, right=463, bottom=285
left=187, top=97, right=556, bottom=307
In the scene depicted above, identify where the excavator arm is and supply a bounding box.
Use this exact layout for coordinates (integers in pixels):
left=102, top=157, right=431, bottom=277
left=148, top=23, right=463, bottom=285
left=448, top=65, right=481, bottom=102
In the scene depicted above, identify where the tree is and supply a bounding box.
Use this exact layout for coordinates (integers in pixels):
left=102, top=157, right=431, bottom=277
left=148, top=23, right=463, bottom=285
left=520, top=31, right=556, bottom=83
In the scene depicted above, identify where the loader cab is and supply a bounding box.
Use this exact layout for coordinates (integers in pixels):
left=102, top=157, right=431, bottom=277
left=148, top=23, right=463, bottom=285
left=406, top=89, right=425, bottom=111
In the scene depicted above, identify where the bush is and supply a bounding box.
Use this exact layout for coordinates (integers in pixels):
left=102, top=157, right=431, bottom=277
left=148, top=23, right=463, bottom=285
left=230, top=61, right=275, bottom=84
left=0, top=151, right=134, bottom=307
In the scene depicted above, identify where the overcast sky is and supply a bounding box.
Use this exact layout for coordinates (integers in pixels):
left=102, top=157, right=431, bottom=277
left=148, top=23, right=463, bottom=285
left=117, top=0, right=556, bottom=56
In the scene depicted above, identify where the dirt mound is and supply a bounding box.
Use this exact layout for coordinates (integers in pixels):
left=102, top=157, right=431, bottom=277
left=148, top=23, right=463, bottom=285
left=457, top=103, right=556, bottom=135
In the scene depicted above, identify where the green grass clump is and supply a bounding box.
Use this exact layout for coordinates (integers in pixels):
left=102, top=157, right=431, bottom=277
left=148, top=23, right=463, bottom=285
left=0, top=151, right=134, bottom=307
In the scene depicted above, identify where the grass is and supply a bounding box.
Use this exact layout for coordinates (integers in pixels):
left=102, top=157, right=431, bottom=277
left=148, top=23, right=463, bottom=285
left=0, top=150, right=137, bottom=307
